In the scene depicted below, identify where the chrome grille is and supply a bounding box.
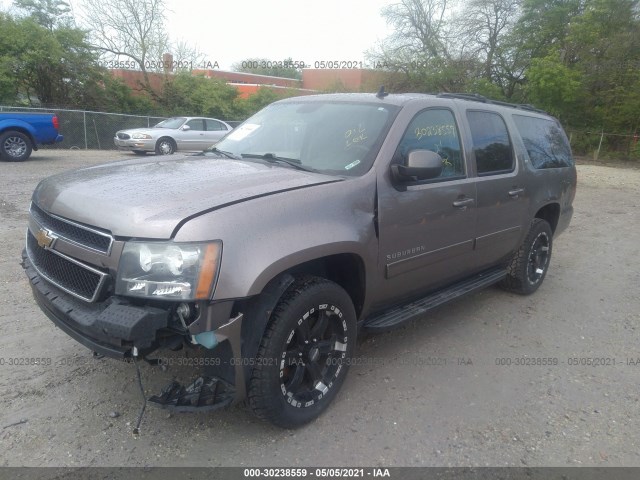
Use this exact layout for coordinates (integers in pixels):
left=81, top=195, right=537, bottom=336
left=26, top=230, right=108, bottom=302
left=30, top=203, right=112, bottom=254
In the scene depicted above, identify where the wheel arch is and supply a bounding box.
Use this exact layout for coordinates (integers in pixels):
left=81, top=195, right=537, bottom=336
left=247, top=252, right=367, bottom=320
left=155, top=136, right=176, bottom=152
left=534, top=202, right=560, bottom=234
left=234, top=253, right=366, bottom=382
left=0, top=126, right=36, bottom=148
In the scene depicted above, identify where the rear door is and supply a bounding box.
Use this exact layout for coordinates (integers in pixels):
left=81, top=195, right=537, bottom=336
left=464, top=110, right=529, bottom=269
left=204, top=119, right=231, bottom=147
left=375, top=106, right=477, bottom=306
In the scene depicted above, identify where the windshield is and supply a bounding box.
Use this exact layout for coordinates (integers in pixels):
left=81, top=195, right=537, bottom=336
left=214, top=101, right=399, bottom=176
left=154, top=117, right=187, bottom=129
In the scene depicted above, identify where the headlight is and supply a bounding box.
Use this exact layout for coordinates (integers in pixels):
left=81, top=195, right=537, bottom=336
left=116, top=241, right=222, bottom=300
left=131, top=133, right=152, bottom=139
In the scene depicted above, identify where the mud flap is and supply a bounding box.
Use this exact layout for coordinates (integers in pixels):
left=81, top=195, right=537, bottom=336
left=148, top=376, right=235, bottom=412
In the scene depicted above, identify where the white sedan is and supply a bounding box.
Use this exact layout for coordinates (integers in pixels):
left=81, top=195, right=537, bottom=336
left=114, top=117, right=233, bottom=155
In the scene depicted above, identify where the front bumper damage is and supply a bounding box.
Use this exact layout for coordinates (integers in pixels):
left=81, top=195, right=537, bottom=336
left=23, top=249, right=170, bottom=357
left=21, top=249, right=247, bottom=411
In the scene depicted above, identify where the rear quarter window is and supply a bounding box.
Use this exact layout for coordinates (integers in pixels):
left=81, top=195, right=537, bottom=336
left=512, top=115, right=573, bottom=168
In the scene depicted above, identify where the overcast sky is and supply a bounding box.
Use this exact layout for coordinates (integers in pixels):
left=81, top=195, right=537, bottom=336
left=1, top=0, right=395, bottom=70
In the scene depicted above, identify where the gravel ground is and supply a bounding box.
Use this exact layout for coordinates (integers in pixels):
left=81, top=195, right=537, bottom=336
left=0, top=150, right=639, bottom=467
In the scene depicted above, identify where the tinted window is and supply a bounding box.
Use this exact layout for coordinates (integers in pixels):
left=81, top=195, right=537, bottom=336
left=467, top=111, right=514, bottom=175
left=206, top=119, right=227, bottom=131
left=185, top=119, right=204, bottom=131
left=395, top=109, right=465, bottom=180
left=513, top=115, right=573, bottom=168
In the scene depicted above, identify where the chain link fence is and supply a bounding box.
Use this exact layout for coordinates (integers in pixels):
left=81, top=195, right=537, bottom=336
left=0, top=105, right=243, bottom=151
left=567, top=129, right=640, bottom=161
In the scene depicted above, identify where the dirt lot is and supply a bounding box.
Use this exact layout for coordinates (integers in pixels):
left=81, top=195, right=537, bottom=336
left=1, top=150, right=639, bottom=467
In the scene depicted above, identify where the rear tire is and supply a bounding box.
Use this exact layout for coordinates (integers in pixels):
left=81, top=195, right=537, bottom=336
left=248, top=276, right=356, bottom=428
left=0, top=131, right=32, bottom=162
left=500, top=218, right=553, bottom=295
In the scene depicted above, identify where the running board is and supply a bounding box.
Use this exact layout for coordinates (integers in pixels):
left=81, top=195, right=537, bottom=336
left=363, top=268, right=507, bottom=332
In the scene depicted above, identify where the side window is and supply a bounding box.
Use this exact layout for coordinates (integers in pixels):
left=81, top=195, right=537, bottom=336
left=467, top=111, right=514, bottom=175
left=512, top=115, right=573, bottom=168
left=185, top=119, right=205, bottom=131
left=206, top=119, right=227, bottom=131
left=395, top=109, right=465, bottom=180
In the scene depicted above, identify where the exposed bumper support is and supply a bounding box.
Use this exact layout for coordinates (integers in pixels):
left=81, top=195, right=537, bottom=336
left=22, top=249, right=170, bottom=358
left=148, top=313, right=247, bottom=410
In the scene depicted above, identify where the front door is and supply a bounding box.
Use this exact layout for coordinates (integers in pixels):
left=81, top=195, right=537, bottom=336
left=375, top=107, right=477, bottom=307
left=177, top=118, right=207, bottom=150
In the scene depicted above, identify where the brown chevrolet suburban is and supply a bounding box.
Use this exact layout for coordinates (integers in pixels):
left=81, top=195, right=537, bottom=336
left=22, top=92, right=576, bottom=428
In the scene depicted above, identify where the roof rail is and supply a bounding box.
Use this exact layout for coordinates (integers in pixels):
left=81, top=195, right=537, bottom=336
left=436, top=92, right=548, bottom=115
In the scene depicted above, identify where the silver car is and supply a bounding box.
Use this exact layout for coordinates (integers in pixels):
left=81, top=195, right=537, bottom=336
left=114, top=117, right=233, bottom=155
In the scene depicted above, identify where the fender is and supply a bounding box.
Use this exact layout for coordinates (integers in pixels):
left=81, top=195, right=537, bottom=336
left=0, top=119, right=36, bottom=143
left=237, top=272, right=295, bottom=388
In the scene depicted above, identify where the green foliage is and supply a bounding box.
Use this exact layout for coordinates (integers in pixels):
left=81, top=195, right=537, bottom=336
left=158, top=73, right=242, bottom=119
left=0, top=12, right=147, bottom=112
left=525, top=56, right=583, bottom=120
left=13, top=0, right=71, bottom=30
left=237, top=87, right=283, bottom=115
left=467, top=78, right=508, bottom=101
left=371, top=0, right=640, bottom=157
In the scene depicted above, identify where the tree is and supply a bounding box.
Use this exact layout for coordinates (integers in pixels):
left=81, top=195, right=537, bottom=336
left=453, top=0, right=524, bottom=97
left=80, top=0, right=168, bottom=94
left=232, top=57, right=302, bottom=80
left=237, top=87, right=286, bottom=116
left=369, top=0, right=477, bottom=93
left=525, top=56, right=583, bottom=120
left=170, top=38, right=206, bottom=71
left=0, top=12, right=145, bottom=111
left=516, top=0, right=584, bottom=60
left=379, top=0, right=451, bottom=62
left=13, top=0, right=71, bottom=30
left=158, top=73, right=242, bottom=119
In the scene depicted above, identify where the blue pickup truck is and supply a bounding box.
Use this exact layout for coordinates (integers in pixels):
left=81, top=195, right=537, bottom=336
left=0, top=112, right=64, bottom=161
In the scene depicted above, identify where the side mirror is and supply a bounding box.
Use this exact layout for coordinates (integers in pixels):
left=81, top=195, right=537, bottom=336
left=181, top=125, right=191, bottom=131
left=392, top=150, right=443, bottom=181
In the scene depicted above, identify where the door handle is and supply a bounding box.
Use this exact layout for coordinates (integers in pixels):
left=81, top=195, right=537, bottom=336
left=452, top=197, right=475, bottom=208
left=508, top=188, right=525, bottom=197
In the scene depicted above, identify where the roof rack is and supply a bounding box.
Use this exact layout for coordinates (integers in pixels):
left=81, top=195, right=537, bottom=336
left=436, top=93, right=548, bottom=115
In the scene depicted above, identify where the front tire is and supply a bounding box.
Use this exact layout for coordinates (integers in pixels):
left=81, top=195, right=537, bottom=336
left=0, top=131, right=32, bottom=162
left=155, top=137, right=176, bottom=155
left=249, top=276, right=356, bottom=428
left=500, top=218, right=553, bottom=295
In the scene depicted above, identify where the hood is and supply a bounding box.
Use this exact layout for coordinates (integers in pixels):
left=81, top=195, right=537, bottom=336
left=32, top=155, right=342, bottom=238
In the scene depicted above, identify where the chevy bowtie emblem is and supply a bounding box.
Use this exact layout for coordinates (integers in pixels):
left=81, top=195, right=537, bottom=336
left=35, top=228, right=55, bottom=249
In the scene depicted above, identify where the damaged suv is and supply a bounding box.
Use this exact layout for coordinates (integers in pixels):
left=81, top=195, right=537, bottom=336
left=22, top=92, right=576, bottom=428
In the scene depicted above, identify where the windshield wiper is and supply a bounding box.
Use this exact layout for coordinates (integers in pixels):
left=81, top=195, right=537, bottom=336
left=204, top=147, right=241, bottom=159
left=241, top=153, right=315, bottom=172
